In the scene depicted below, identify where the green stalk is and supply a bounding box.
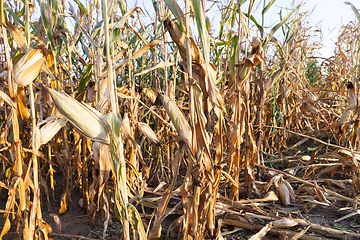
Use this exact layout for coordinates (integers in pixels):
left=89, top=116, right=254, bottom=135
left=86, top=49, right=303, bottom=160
left=102, top=0, right=117, bottom=114
left=102, top=0, right=129, bottom=239
left=110, top=135, right=130, bottom=240
left=237, top=1, right=242, bottom=62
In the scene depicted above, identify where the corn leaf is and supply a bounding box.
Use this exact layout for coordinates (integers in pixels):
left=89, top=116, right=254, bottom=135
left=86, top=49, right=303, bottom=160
left=40, top=0, right=55, bottom=53
left=345, top=2, right=360, bottom=22
left=262, top=0, right=276, bottom=15
left=78, top=64, right=93, bottom=94
left=127, top=204, right=146, bottom=240
left=164, top=0, right=185, bottom=28
left=262, top=3, right=303, bottom=48
left=73, top=0, right=88, bottom=15
left=192, top=0, right=210, bottom=65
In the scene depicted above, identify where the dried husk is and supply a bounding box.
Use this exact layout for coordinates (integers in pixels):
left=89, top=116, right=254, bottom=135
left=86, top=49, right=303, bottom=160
left=46, top=87, right=111, bottom=144
left=13, top=47, right=46, bottom=88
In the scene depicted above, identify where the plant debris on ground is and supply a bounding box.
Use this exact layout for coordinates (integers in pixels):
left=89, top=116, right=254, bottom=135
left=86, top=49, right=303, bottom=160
left=1, top=0, right=360, bottom=239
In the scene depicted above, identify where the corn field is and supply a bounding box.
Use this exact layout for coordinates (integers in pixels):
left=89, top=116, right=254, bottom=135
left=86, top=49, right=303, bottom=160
left=1, top=0, right=360, bottom=239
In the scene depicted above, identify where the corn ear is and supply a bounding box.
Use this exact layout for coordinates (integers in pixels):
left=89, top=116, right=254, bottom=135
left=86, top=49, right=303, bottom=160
left=46, top=87, right=111, bottom=144
left=339, top=109, right=350, bottom=125
left=38, top=117, right=67, bottom=151
left=275, top=176, right=295, bottom=206
left=158, top=93, right=193, bottom=152
left=13, top=46, right=46, bottom=88
left=164, top=18, right=201, bottom=63
left=137, top=122, right=159, bottom=144
left=347, top=82, right=358, bottom=109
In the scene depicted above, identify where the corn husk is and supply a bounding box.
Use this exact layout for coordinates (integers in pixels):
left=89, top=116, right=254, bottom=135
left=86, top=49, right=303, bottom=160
left=347, top=82, right=358, bottom=109
left=40, top=117, right=67, bottom=144
left=274, top=175, right=296, bottom=206
left=164, top=18, right=201, bottom=63
left=158, top=93, right=193, bottom=152
left=142, top=88, right=157, bottom=104
left=137, top=122, right=159, bottom=144
left=14, top=47, right=46, bottom=88
left=32, top=116, right=68, bottom=153
left=46, top=87, right=111, bottom=144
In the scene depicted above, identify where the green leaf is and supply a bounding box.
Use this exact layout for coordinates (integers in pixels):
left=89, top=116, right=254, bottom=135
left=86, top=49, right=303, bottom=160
left=91, top=20, right=103, bottom=38
left=4, top=2, right=24, bottom=26
left=73, top=0, right=88, bottom=15
left=78, top=64, right=93, bottom=94
left=230, top=35, right=238, bottom=80
left=40, top=1, right=56, bottom=53
left=246, top=14, right=263, bottom=33
left=262, top=3, right=303, bottom=48
left=239, top=0, right=248, bottom=5
left=110, top=28, right=121, bottom=43
left=105, top=113, right=122, bottom=138
left=262, top=0, right=276, bottom=15
left=118, top=0, right=127, bottom=15
left=192, top=0, right=210, bottom=64
left=164, top=0, right=185, bottom=29
left=127, top=204, right=146, bottom=240
left=345, top=1, right=360, bottom=22
left=247, top=0, right=255, bottom=16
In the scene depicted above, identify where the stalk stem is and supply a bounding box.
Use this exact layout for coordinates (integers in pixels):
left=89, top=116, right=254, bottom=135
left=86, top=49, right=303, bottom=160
left=102, top=0, right=117, bottom=114
left=102, top=1, right=129, bottom=239
left=25, top=0, right=41, bottom=238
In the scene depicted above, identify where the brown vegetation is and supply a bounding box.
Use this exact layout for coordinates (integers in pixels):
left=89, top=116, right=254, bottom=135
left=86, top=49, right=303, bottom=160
left=1, top=0, right=360, bottom=239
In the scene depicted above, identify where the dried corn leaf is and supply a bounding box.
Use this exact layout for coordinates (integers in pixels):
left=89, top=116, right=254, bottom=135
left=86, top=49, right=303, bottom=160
left=6, top=21, right=26, bottom=52
left=134, top=62, right=175, bottom=77
left=0, top=89, right=16, bottom=108
left=59, top=186, right=70, bottom=214
left=148, top=149, right=181, bottom=239
left=272, top=218, right=298, bottom=227
left=16, top=87, right=30, bottom=122
left=249, top=223, right=272, bottom=240
left=112, top=40, right=162, bottom=71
